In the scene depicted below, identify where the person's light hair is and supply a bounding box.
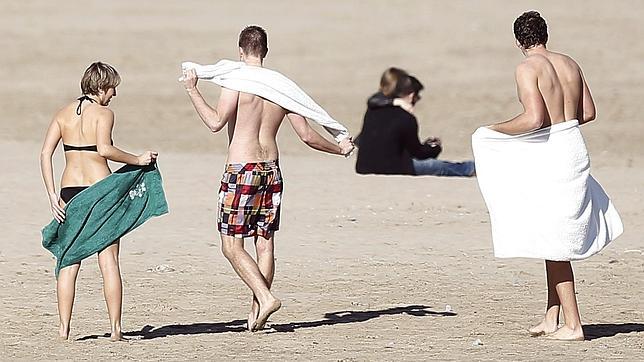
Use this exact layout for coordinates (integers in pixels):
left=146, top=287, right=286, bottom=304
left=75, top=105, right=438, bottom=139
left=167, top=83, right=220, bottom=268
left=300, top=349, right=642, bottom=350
left=379, top=67, right=408, bottom=97
left=80, top=62, right=121, bottom=96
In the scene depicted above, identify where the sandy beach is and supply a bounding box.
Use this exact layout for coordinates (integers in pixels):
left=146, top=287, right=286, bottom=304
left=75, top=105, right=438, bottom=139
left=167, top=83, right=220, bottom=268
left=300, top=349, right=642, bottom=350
left=1, top=0, right=643, bottom=360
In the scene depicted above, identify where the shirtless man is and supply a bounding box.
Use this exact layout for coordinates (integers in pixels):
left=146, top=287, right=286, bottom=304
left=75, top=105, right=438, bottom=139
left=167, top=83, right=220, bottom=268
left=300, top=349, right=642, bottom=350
left=181, top=26, right=354, bottom=331
left=489, top=11, right=596, bottom=341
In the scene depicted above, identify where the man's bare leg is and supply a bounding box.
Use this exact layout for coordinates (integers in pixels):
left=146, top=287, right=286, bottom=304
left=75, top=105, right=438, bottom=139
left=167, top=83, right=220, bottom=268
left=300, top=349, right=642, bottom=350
left=97, top=241, right=125, bottom=342
left=529, top=260, right=561, bottom=336
left=56, top=263, right=81, bottom=340
left=248, top=234, right=275, bottom=330
left=221, top=234, right=281, bottom=331
left=544, top=260, right=585, bottom=341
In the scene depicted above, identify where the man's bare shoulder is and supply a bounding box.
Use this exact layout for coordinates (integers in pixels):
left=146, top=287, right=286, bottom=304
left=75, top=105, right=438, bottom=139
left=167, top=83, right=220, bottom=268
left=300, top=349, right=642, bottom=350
left=515, top=57, right=541, bottom=76
left=548, top=50, right=581, bottom=70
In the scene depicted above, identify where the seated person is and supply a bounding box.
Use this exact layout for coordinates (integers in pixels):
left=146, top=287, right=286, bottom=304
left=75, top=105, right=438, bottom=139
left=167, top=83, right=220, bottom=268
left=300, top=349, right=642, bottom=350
left=355, top=68, right=475, bottom=177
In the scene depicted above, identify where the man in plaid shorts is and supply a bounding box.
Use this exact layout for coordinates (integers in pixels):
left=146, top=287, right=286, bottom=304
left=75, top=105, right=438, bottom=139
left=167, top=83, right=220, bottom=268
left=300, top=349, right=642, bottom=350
left=182, top=25, right=354, bottom=331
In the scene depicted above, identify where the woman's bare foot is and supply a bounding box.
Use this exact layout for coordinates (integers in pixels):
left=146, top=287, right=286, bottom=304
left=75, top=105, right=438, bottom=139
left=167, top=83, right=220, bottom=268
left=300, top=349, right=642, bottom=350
left=545, top=325, right=584, bottom=341
left=58, top=324, right=70, bottom=340
left=251, top=297, right=281, bottom=332
left=528, top=319, right=558, bottom=337
left=110, top=331, right=127, bottom=342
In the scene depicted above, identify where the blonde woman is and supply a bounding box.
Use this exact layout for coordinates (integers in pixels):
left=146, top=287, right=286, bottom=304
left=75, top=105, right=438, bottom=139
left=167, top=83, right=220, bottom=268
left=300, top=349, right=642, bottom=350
left=40, top=62, right=162, bottom=341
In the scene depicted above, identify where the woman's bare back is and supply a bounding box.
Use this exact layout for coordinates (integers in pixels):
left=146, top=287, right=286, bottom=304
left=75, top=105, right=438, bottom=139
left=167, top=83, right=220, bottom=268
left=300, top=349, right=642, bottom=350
left=57, top=101, right=111, bottom=187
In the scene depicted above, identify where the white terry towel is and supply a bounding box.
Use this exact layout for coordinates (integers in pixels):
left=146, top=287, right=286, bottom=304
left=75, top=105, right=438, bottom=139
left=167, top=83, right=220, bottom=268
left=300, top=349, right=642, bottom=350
left=472, top=120, right=623, bottom=261
left=181, top=59, right=350, bottom=142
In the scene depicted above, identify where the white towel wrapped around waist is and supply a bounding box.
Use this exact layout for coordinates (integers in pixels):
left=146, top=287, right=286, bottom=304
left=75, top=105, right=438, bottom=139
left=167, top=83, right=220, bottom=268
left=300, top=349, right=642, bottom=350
left=181, top=59, right=349, bottom=142
left=472, top=120, right=623, bottom=260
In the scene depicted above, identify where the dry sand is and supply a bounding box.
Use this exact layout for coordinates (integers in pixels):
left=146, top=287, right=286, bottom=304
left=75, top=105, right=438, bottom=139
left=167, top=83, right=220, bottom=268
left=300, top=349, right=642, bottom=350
left=1, top=0, right=643, bottom=360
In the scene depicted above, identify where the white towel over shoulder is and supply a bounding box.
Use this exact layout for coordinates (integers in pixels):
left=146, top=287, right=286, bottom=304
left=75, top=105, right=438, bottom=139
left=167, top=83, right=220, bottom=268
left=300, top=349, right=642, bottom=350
left=181, top=59, right=350, bottom=142
left=472, top=120, right=623, bottom=261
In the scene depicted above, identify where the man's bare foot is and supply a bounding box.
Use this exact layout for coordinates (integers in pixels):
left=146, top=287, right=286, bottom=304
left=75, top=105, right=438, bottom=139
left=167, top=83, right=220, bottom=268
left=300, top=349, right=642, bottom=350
left=251, top=297, right=281, bottom=332
left=528, top=319, right=558, bottom=337
left=545, top=325, right=584, bottom=341
left=248, top=300, right=259, bottom=332
left=110, top=331, right=127, bottom=342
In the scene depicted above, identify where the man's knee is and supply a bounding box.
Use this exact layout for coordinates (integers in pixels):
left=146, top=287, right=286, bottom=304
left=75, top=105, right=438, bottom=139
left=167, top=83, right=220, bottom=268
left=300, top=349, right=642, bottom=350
left=255, top=237, right=274, bottom=255
left=221, top=236, right=242, bottom=260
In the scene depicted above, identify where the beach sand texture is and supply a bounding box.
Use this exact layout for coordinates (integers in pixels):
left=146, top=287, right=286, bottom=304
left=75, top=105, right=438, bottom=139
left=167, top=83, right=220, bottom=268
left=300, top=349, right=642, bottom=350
left=1, top=0, right=643, bottom=360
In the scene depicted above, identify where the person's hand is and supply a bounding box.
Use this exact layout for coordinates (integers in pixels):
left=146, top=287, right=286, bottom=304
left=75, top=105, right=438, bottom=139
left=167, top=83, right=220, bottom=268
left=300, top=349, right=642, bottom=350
left=49, top=193, right=65, bottom=223
left=339, top=137, right=355, bottom=157
left=181, top=68, right=198, bottom=91
left=137, top=151, right=159, bottom=165
left=393, top=98, right=414, bottom=114
left=424, top=136, right=442, bottom=147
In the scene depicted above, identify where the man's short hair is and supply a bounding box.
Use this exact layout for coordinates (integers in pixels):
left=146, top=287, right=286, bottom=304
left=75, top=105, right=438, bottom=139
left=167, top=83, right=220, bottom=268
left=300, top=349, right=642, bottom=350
left=80, top=62, right=121, bottom=96
left=514, top=11, right=548, bottom=49
left=239, top=25, right=268, bottom=58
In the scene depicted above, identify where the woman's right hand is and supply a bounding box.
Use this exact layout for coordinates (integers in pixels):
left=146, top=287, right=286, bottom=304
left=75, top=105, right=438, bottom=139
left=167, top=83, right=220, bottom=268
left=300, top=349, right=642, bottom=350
left=137, top=151, right=159, bottom=166
left=49, top=193, right=65, bottom=223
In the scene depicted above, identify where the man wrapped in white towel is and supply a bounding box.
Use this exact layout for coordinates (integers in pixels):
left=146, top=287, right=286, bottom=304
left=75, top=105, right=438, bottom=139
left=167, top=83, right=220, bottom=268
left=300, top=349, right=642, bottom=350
left=180, top=25, right=354, bottom=332
left=472, top=11, right=622, bottom=341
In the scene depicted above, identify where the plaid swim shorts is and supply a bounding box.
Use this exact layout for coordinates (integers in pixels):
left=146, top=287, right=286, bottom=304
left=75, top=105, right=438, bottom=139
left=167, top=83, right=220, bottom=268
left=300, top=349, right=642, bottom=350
left=217, top=160, right=283, bottom=239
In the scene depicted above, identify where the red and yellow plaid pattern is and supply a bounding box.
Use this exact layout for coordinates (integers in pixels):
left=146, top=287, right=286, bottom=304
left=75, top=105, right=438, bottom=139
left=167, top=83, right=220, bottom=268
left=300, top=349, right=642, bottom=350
left=218, top=160, right=283, bottom=239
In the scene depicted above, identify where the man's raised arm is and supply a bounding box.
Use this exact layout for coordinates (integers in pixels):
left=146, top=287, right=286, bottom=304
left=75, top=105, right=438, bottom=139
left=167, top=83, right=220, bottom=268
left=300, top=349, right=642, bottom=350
left=489, top=63, right=546, bottom=135
left=182, top=68, right=239, bottom=132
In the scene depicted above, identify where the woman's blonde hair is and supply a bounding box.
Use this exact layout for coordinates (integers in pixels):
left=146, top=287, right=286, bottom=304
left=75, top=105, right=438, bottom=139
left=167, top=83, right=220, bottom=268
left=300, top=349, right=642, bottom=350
left=80, top=62, right=121, bottom=96
left=379, top=67, right=408, bottom=97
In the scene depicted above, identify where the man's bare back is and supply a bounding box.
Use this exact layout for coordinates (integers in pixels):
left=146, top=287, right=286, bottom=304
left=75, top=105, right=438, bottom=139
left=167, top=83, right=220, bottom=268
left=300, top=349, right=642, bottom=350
left=491, top=46, right=595, bottom=135
left=225, top=91, right=286, bottom=163
left=487, top=11, right=599, bottom=341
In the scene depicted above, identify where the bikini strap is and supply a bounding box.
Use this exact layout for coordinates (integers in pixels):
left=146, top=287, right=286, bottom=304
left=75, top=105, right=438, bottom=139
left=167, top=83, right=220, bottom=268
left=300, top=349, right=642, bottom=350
left=75, top=95, right=96, bottom=115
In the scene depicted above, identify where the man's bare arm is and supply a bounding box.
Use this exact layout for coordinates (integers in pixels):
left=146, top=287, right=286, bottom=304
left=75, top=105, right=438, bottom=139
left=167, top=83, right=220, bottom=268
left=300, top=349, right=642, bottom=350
left=577, top=69, right=596, bottom=124
left=183, top=68, right=239, bottom=132
left=287, top=113, right=345, bottom=155
left=489, top=63, right=546, bottom=134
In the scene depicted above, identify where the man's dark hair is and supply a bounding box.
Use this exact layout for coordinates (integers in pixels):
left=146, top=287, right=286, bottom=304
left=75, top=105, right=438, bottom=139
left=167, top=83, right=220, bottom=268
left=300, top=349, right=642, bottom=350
left=239, top=25, right=268, bottom=58
left=514, top=11, right=548, bottom=49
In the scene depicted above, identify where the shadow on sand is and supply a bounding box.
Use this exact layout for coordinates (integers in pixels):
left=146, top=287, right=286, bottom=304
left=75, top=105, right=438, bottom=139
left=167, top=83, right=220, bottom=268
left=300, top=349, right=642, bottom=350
left=76, top=304, right=456, bottom=341
left=583, top=323, right=644, bottom=341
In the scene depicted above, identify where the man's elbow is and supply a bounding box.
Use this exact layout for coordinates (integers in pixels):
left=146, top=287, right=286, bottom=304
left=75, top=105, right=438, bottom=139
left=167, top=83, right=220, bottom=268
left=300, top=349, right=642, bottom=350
left=299, top=133, right=313, bottom=145
left=583, top=110, right=596, bottom=123
left=207, top=115, right=227, bottom=133
left=208, top=124, right=223, bottom=133
left=526, top=113, right=544, bottom=130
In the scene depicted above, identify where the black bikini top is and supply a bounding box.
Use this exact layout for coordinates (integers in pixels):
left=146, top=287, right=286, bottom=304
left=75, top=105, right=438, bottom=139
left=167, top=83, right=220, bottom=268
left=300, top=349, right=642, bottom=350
left=75, top=95, right=96, bottom=115
left=63, top=144, right=98, bottom=152
left=64, top=95, right=99, bottom=152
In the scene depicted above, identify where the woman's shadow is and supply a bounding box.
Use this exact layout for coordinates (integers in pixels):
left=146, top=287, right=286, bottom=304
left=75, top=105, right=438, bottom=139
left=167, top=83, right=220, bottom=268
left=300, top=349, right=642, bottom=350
left=76, top=304, right=455, bottom=341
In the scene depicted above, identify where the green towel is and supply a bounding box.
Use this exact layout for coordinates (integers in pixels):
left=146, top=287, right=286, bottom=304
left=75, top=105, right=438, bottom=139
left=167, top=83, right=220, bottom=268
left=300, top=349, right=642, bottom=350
left=42, top=164, right=168, bottom=277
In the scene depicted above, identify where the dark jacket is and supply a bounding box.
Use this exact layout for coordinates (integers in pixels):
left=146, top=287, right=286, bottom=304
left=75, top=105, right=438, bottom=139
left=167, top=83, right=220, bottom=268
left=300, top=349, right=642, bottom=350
left=355, top=93, right=441, bottom=175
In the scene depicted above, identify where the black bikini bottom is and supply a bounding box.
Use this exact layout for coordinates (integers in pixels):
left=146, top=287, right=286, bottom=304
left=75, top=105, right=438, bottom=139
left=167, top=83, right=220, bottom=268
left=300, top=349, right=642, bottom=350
left=60, top=186, right=89, bottom=203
